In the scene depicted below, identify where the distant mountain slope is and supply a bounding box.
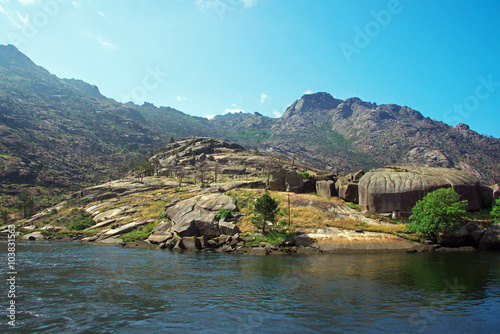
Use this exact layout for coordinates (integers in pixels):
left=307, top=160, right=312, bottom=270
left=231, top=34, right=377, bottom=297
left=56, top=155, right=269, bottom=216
left=0, top=45, right=211, bottom=189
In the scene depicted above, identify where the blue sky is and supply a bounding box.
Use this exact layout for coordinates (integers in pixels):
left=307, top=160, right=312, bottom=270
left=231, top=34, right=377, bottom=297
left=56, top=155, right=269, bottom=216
left=1, top=0, right=499, bottom=137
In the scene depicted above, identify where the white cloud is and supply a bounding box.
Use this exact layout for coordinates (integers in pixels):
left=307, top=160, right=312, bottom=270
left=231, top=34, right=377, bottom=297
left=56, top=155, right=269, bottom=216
left=97, top=10, right=107, bottom=18
left=99, top=38, right=117, bottom=50
left=177, top=95, right=187, bottom=102
left=16, top=11, right=28, bottom=24
left=303, top=89, right=313, bottom=95
left=273, top=111, right=282, bottom=118
left=203, top=115, right=215, bottom=120
left=71, top=1, right=80, bottom=6
left=0, top=5, right=4, bottom=13
left=260, top=92, right=270, bottom=104
left=17, top=0, right=37, bottom=5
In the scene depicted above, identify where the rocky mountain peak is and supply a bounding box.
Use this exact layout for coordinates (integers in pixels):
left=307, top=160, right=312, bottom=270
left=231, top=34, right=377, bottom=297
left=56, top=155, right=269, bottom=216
left=281, top=92, right=342, bottom=119
left=456, top=123, right=470, bottom=131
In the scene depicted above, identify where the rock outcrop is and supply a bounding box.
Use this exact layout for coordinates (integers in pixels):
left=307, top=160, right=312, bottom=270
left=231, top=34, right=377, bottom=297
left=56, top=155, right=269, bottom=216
left=147, top=221, right=173, bottom=244
left=316, top=180, right=337, bottom=197
left=478, top=224, right=500, bottom=250
left=22, top=231, right=44, bottom=240
left=494, top=184, right=500, bottom=200
left=358, top=166, right=483, bottom=213
left=268, top=169, right=304, bottom=193
left=164, top=193, right=239, bottom=237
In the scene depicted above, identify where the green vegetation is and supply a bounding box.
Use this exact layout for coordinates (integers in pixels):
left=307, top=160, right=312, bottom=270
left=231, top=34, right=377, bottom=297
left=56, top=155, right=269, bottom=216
left=67, top=209, right=95, bottom=231
left=252, top=192, right=280, bottom=234
left=215, top=209, right=233, bottom=221
left=0, top=209, right=9, bottom=225
left=236, top=129, right=271, bottom=144
left=298, top=171, right=310, bottom=180
left=17, top=190, right=34, bottom=218
left=244, top=231, right=295, bottom=247
left=492, top=199, right=500, bottom=224
left=135, top=159, right=154, bottom=181
left=119, top=221, right=158, bottom=242
left=347, top=203, right=359, bottom=210
left=407, top=188, right=468, bottom=238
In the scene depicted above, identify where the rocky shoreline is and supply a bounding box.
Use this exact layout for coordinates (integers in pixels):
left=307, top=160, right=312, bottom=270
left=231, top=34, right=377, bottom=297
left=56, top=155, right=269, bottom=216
left=6, top=221, right=500, bottom=255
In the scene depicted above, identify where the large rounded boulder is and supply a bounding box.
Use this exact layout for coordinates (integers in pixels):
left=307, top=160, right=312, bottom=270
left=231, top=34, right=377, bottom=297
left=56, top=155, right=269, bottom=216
left=164, top=193, right=239, bottom=238
left=358, top=166, right=483, bottom=213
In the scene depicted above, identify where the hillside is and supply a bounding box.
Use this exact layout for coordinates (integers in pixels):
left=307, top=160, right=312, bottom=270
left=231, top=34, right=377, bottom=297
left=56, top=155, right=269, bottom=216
left=1, top=44, right=499, bottom=204
left=0, top=45, right=220, bottom=193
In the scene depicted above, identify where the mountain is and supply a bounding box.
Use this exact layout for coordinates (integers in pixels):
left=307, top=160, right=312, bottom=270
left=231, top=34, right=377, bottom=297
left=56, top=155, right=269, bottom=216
left=0, top=45, right=219, bottom=192
left=264, top=93, right=500, bottom=183
left=1, top=44, right=499, bottom=200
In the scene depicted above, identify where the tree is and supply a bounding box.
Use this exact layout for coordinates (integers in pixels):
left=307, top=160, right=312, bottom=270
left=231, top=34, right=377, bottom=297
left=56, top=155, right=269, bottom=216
left=151, top=158, right=161, bottom=176
left=169, top=136, right=175, bottom=144
left=0, top=209, right=9, bottom=225
left=407, top=188, right=468, bottom=239
left=492, top=199, right=500, bottom=224
left=135, top=159, right=154, bottom=181
left=253, top=192, right=279, bottom=234
left=119, top=166, right=129, bottom=179
left=17, top=190, right=34, bottom=218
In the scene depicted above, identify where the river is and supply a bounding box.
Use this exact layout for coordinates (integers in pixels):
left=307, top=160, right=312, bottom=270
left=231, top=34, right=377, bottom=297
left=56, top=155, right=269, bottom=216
left=1, top=241, right=499, bottom=333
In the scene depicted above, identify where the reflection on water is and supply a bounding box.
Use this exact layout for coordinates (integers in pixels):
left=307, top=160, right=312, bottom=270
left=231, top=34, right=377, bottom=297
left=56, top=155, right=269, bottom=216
left=1, top=241, right=499, bottom=333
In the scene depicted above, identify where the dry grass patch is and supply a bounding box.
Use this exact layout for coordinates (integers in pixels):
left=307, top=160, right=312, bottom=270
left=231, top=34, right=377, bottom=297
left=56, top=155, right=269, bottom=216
left=325, top=218, right=407, bottom=234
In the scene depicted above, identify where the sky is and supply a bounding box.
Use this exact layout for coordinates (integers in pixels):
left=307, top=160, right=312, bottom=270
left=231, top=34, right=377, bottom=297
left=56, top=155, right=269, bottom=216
left=1, top=0, right=500, bottom=137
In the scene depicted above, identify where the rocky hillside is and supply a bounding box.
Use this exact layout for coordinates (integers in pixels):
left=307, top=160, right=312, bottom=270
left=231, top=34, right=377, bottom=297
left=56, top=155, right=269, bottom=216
left=6, top=137, right=499, bottom=253
left=1, top=44, right=499, bottom=199
left=0, top=45, right=221, bottom=192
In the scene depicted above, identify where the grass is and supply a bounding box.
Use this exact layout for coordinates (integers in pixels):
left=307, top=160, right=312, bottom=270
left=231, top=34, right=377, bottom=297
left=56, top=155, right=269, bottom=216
left=119, top=221, right=158, bottom=242
left=244, top=231, right=295, bottom=247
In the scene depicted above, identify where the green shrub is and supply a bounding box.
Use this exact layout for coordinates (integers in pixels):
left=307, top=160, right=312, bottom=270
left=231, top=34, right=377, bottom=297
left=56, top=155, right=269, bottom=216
left=407, top=188, right=467, bottom=238
left=67, top=209, right=94, bottom=231
left=492, top=199, right=500, bottom=224
left=298, top=171, right=310, bottom=180
left=215, top=209, right=233, bottom=220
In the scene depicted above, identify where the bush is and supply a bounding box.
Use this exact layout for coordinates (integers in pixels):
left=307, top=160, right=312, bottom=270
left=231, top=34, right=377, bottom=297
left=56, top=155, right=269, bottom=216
left=298, top=171, right=310, bottom=180
left=67, top=209, right=94, bottom=231
left=492, top=199, right=500, bottom=224
left=407, top=188, right=467, bottom=238
left=215, top=209, right=233, bottom=220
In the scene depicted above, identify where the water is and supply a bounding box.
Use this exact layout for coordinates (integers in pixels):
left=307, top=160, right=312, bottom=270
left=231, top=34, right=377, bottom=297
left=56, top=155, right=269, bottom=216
left=1, top=241, right=500, bottom=333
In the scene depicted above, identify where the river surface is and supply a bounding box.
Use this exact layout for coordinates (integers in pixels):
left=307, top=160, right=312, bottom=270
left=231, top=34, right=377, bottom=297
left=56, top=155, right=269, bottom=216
left=1, top=241, right=500, bottom=333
